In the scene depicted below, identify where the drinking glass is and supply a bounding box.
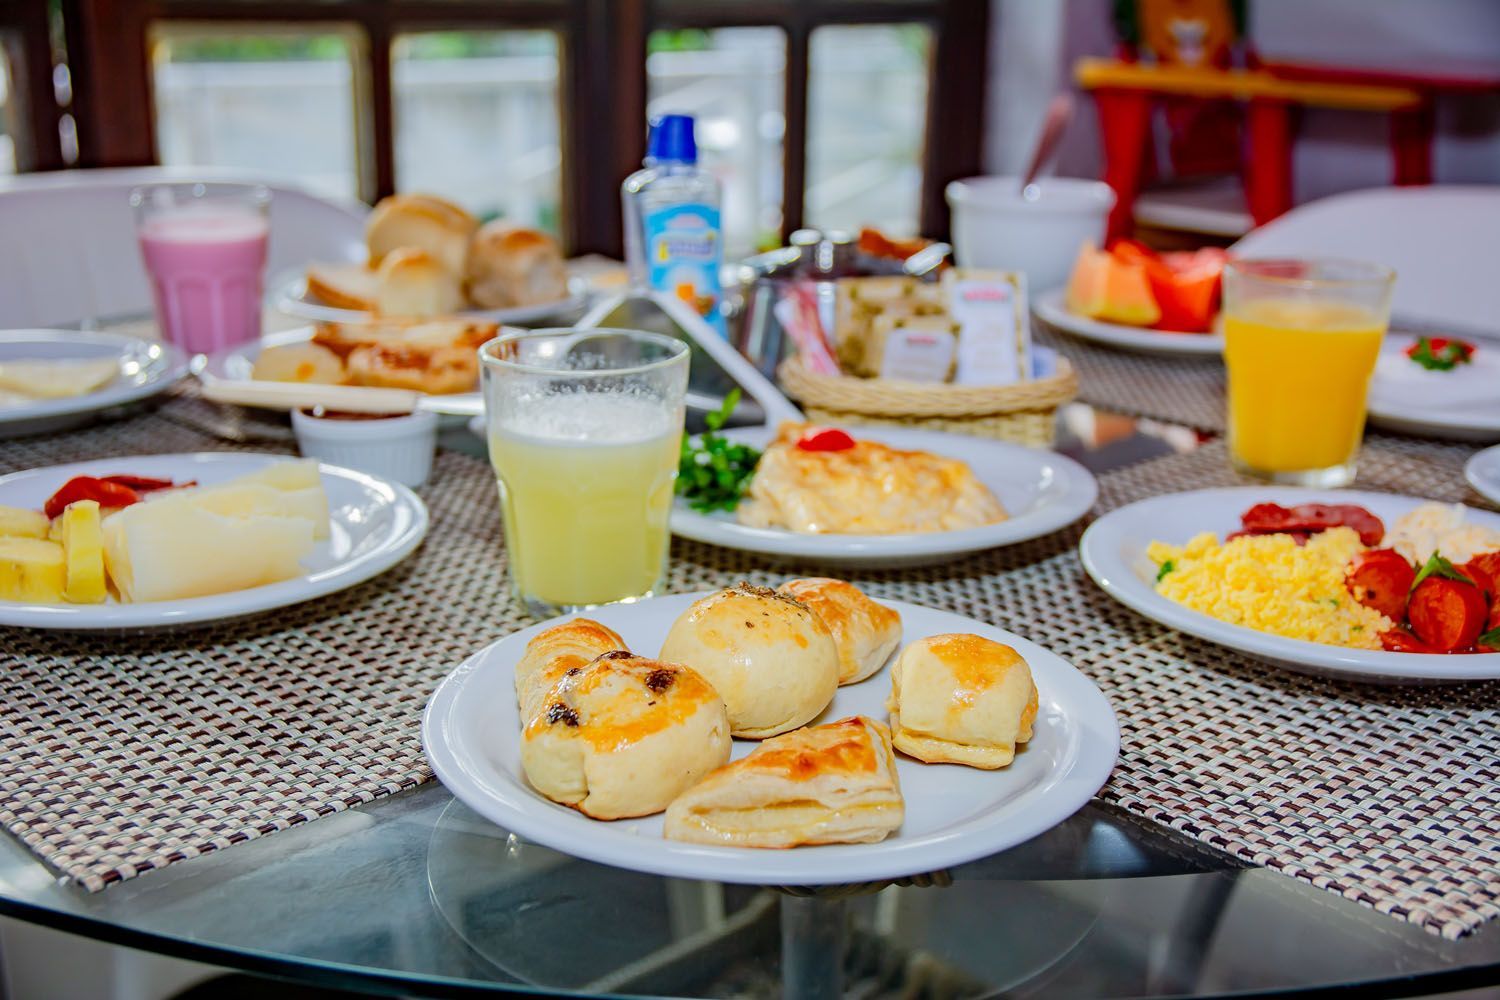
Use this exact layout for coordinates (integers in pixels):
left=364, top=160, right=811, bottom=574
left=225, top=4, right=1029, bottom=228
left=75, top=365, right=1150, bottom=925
left=1222, top=258, right=1395, bottom=487
left=481, top=328, right=690, bottom=617
left=131, top=182, right=271, bottom=354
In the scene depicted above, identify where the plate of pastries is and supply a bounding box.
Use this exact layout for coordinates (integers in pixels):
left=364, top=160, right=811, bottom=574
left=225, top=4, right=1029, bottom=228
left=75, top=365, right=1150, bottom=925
left=276, top=193, right=585, bottom=324
left=423, top=579, right=1118, bottom=884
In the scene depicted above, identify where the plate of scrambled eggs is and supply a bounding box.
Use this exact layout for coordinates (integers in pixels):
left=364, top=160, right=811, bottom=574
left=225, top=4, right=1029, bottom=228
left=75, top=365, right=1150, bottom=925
left=672, top=425, right=1098, bottom=567
left=1080, top=487, right=1500, bottom=683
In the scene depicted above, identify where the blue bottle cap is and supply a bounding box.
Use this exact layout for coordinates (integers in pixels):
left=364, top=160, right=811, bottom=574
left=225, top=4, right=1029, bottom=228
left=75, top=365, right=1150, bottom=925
left=647, top=114, right=697, bottom=165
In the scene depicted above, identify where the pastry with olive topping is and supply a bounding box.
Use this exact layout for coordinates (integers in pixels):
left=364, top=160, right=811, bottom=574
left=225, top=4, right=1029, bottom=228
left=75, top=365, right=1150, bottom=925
left=663, top=715, right=904, bottom=847
left=513, top=618, right=629, bottom=723
left=777, top=578, right=901, bottom=685
left=520, top=653, right=730, bottom=820
left=658, top=582, right=839, bottom=739
left=886, top=633, right=1037, bottom=768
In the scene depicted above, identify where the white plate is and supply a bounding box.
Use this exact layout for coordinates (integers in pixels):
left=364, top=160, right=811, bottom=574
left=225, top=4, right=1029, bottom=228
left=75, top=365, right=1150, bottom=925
left=1080, top=486, right=1500, bottom=683
left=203, top=327, right=483, bottom=417
left=1466, top=445, right=1500, bottom=507
left=0, top=452, right=428, bottom=630
left=670, top=426, right=1098, bottom=567
left=1366, top=339, right=1500, bottom=442
left=0, top=330, right=189, bottom=438
left=272, top=272, right=588, bottom=327
left=1033, top=288, right=1223, bottom=356
left=422, top=593, right=1119, bottom=885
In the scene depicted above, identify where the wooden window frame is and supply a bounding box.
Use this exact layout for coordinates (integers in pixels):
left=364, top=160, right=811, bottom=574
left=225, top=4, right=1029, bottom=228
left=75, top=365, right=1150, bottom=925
left=44, top=0, right=984, bottom=254
left=0, top=0, right=67, bottom=171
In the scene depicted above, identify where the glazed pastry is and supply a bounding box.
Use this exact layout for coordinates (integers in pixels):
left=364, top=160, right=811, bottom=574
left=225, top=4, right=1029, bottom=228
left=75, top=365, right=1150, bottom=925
left=374, top=247, right=464, bottom=317
left=663, top=716, right=903, bottom=847
left=305, top=262, right=378, bottom=311
left=513, top=618, right=628, bottom=723
left=886, top=633, right=1037, bottom=769
left=464, top=220, right=569, bottom=308
left=521, top=654, right=730, bottom=820
left=250, top=342, right=346, bottom=385
left=364, top=193, right=476, bottom=275
left=344, top=342, right=479, bottom=394
left=310, top=317, right=497, bottom=360
left=658, top=582, right=839, bottom=738
left=777, top=578, right=902, bottom=684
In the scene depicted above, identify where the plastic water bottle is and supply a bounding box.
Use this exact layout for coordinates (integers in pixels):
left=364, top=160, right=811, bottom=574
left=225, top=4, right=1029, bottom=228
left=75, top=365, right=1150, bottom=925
left=622, top=114, right=727, bottom=335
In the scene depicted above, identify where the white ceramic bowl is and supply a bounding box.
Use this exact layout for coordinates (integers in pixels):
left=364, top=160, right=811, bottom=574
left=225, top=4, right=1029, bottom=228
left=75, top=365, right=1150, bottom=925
left=291, top=407, right=438, bottom=487
left=946, top=176, right=1115, bottom=294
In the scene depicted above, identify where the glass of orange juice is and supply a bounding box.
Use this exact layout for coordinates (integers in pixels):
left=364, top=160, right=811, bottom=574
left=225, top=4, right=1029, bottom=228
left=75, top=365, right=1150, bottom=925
left=1223, top=258, right=1395, bottom=487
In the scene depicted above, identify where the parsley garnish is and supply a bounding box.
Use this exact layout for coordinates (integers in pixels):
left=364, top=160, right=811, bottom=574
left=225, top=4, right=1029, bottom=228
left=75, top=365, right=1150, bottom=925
left=675, top=389, right=762, bottom=514
left=1155, top=560, right=1175, bottom=582
left=1410, top=551, right=1476, bottom=591
left=1405, top=336, right=1475, bottom=372
left=1478, top=627, right=1500, bottom=649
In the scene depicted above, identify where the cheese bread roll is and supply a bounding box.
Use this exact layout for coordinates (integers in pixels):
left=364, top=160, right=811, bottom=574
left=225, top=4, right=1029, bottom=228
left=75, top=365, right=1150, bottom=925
left=664, top=715, right=903, bottom=847
left=659, top=583, right=838, bottom=739
left=777, top=578, right=901, bottom=685
left=886, top=633, right=1037, bottom=769
left=521, top=654, right=730, bottom=820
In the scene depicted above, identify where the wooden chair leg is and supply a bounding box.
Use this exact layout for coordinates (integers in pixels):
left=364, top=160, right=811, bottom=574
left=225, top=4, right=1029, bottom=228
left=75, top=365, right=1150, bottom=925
left=1243, top=97, right=1295, bottom=226
left=1093, top=87, right=1153, bottom=243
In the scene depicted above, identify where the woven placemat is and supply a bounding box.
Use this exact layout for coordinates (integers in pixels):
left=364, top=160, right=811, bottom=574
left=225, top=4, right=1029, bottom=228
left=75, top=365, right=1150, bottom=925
left=1, top=398, right=1496, bottom=941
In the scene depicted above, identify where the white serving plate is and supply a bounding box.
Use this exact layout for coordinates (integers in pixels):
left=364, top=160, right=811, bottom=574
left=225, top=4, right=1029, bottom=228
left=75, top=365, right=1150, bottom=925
left=1080, top=486, right=1500, bottom=684
left=203, top=327, right=484, bottom=417
left=0, top=452, right=428, bottom=629
left=1033, top=288, right=1224, bottom=357
left=669, top=426, right=1098, bottom=567
left=272, top=272, right=588, bottom=327
left=423, top=593, right=1119, bottom=885
left=1466, top=445, right=1500, bottom=508
left=1366, top=339, right=1500, bottom=442
left=0, top=330, right=189, bottom=438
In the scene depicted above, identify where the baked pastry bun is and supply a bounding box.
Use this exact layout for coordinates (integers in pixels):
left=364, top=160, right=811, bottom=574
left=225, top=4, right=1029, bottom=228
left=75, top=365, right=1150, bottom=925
left=344, top=342, right=478, bottom=394
left=374, top=247, right=464, bottom=317
left=514, top=618, right=628, bottom=722
left=310, top=318, right=498, bottom=360
left=305, top=262, right=378, bottom=311
left=464, top=220, right=569, bottom=309
left=663, top=715, right=903, bottom=847
left=365, top=193, right=477, bottom=275
left=521, top=654, right=731, bottom=820
left=886, top=634, right=1037, bottom=769
left=777, top=578, right=901, bottom=684
left=250, top=342, right=346, bottom=385
left=658, top=583, right=839, bottom=739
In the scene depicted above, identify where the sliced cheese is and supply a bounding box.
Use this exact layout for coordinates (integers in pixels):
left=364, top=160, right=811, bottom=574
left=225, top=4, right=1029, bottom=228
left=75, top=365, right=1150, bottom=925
left=0, top=505, right=50, bottom=540
left=161, top=483, right=330, bottom=541
left=0, top=537, right=66, bottom=602
left=60, top=500, right=107, bottom=604
left=232, top=459, right=322, bottom=493
left=0, top=357, right=121, bottom=399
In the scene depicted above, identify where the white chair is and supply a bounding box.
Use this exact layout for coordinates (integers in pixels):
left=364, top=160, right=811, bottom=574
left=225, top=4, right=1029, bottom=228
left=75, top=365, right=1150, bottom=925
left=1231, top=185, right=1500, bottom=338
left=0, top=166, right=367, bottom=329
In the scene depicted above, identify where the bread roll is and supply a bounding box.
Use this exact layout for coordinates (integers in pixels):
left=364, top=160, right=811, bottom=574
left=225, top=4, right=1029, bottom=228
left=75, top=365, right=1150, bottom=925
left=777, top=578, right=901, bottom=684
left=521, top=654, right=731, bottom=819
left=886, top=633, right=1037, bottom=768
left=514, top=618, right=628, bottom=723
left=664, top=716, right=903, bottom=847
left=345, top=342, right=478, bottom=394
left=251, top=342, right=346, bottom=385
left=658, top=583, right=839, bottom=738
left=374, top=247, right=464, bottom=317
left=305, top=262, right=378, bottom=311
left=464, top=221, right=569, bottom=309
left=310, top=318, right=497, bottom=360
left=365, top=193, right=476, bottom=275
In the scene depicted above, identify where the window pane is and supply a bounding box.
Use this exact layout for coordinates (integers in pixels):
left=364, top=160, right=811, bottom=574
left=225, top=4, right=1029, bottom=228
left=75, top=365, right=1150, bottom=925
left=149, top=25, right=360, bottom=201
left=647, top=27, right=786, bottom=258
left=0, top=44, right=15, bottom=173
left=392, top=31, right=562, bottom=233
left=806, top=24, right=932, bottom=236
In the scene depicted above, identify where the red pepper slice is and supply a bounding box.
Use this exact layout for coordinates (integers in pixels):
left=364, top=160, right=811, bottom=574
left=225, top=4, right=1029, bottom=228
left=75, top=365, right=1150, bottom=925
left=43, top=476, right=143, bottom=519
left=796, top=427, right=857, bottom=452
left=100, top=474, right=180, bottom=493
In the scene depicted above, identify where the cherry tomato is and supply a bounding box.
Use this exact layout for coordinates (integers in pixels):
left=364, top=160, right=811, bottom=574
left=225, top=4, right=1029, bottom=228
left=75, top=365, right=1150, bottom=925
left=796, top=427, right=856, bottom=452
left=1344, top=549, right=1416, bottom=621
left=43, top=476, right=142, bottom=519
left=1408, top=577, right=1488, bottom=652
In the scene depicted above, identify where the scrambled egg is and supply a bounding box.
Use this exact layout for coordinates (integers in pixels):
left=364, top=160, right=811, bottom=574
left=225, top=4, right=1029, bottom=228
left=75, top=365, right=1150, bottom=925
left=1148, top=526, right=1391, bottom=650
left=1386, top=502, right=1500, bottom=566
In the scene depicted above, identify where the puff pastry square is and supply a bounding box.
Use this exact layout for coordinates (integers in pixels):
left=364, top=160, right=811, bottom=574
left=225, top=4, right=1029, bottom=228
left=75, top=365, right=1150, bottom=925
left=663, top=715, right=904, bottom=848
left=886, top=633, right=1037, bottom=769
left=778, top=578, right=901, bottom=685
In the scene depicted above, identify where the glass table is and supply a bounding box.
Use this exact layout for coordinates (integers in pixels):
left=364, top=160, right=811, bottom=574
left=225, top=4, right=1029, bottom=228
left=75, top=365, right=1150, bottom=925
left=0, top=407, right=1496, bottom=999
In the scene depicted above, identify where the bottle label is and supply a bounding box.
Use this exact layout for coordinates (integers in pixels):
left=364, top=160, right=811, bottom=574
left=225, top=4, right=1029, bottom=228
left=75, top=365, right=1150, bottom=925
left=644, top=202, right=726, bottom=335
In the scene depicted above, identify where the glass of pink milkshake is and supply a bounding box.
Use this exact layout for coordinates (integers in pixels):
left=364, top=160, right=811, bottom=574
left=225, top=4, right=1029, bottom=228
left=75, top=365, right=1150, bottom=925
left=131, top=182, right=271, bottom=354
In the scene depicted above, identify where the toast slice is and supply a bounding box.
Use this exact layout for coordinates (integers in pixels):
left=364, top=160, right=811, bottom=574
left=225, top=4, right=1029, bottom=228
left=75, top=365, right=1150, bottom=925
left=305, top=262, right=379, bottom=311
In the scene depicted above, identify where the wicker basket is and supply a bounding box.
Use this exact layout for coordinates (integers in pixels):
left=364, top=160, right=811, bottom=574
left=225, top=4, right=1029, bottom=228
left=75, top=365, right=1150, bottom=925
left=777, top=356, right=1077, bottom=447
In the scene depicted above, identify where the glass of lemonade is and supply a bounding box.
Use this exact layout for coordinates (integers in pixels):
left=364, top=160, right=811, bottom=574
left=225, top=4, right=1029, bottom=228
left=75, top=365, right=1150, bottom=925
left=481, top=328, right=689, bottom=617
left=1222, top=258, right=1395, bottom=487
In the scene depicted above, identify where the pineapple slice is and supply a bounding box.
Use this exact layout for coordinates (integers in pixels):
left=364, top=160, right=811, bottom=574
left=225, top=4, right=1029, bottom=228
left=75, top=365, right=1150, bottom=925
left=0, top=537, right=65, bottom=602
left=0, top=505, right=49, bottom=540
left=60, top=500, right=106, bottom=604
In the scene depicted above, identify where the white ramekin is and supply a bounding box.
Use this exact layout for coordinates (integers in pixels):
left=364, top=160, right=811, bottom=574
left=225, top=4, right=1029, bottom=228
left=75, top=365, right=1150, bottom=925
left=291, top=407, right=438, bottom=487
left=945, top=176, right=1116, bottom=294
